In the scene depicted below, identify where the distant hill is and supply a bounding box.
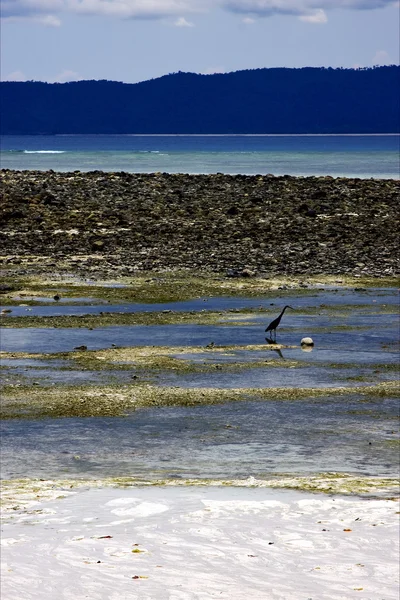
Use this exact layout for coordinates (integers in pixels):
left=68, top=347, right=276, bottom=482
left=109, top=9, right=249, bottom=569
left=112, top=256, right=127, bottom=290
left=1, top=66, right=399, bottom=134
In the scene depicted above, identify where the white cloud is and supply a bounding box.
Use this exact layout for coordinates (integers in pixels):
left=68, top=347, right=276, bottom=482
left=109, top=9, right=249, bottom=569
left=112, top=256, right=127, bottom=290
left=2, top=70, right=27, bottom=81
left=371, top=49, right=391, bottom=64
left=1, top=68, right=82, bottom=83
left=0, top=0, right=397, bottom=24
left=35, top=14, right=62, bottom=26
left=242, top=16, right=256, bottom=23
left=1, top=1, right=202, bottom=22
left=48, top=69, right=82, bottom=83
left=222, top=1, right=398, bottom=18
left=298, top=9, right=327, bottom=23
left=174, top=16, right=194, bottom=26
left=1, top=0, right=64, bottom=19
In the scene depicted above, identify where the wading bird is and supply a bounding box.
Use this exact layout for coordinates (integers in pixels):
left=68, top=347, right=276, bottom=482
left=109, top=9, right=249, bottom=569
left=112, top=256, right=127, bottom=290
left=265, top=305, right=294, bottom=342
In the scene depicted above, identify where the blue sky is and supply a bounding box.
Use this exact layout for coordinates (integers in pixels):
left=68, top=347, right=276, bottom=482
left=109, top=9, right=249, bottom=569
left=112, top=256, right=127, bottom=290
left=1, top=1, right=399, bottom=83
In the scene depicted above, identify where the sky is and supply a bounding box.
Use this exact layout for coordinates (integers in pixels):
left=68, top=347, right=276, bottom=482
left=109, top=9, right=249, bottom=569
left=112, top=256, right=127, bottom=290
left=1, top=1, right=399, bottom=84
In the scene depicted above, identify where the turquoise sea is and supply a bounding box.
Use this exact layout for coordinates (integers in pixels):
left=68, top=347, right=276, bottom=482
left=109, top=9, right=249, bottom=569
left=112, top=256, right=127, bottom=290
left=1, top=134, right=399, bottom=178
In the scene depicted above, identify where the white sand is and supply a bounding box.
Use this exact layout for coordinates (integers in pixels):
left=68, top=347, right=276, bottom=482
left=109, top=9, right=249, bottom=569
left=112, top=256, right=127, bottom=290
left=1, top=485, right=399, bottom=600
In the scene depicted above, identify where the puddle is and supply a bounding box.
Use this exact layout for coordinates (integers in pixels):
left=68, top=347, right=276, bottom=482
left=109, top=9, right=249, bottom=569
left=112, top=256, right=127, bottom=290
left=284, top=347, right=399, bottom=365
left=0, top=358, right=70, bottom=368
left=1, top=287, right=398, bottom=317
left=1, top=398, right=398, bottom=480
left=0, top=367, right=138, bottom=386
left=176, top=345, right=399, bottom=367
left=159, top=366, right=395, bottom=389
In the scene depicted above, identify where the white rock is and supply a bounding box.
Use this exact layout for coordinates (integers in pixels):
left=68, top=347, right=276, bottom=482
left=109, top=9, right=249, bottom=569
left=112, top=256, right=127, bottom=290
left=301, top=337, right=314, bottom=346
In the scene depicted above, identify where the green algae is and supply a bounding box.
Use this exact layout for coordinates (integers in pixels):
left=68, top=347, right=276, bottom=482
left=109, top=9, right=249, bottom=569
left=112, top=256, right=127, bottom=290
left=0, top=351, right=51, bottom=360
left=0, top=272, right=319, bottom=306
left=66, top=344, right=301, bottom=373
left=1, top=473, right=398, bottom=518
left=2, top=302, right=398, bottom=328
left=0, top=309, right=293, bottom=329
left=267, top=473, right=400, bottom=497
left=1, top=380, right=398, bottom=420
left=345, top=375, right=371, bottom=382
left=323, top=362, right=400, bottom=372
left=384, top=439, right=400, bottom=448
left=1, top=345, right=398, bottom=395
left=0, top=344, right=297, bottom=373
left=0, top=309, right=277, bottom=329
left=1, top=272, right=398, bottom=308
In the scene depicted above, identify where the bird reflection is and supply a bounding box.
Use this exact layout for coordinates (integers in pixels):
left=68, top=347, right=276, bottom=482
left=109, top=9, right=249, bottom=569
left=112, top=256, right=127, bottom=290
left=272, top=347, right=284, bottom=359
left=264, top=341, right=285, bottom=358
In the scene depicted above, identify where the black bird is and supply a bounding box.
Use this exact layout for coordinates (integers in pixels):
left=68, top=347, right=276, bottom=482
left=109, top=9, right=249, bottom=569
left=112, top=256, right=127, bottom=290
left=265, top=305, right=294, bottom=342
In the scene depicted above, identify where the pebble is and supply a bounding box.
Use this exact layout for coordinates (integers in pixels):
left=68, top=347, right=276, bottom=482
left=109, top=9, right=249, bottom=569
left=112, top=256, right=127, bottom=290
left=1, top=171, right=398, bottom=277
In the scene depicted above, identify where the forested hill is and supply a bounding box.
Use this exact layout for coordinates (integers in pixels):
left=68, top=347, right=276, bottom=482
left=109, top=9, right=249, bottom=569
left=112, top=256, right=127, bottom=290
left=1, top=66, right=399, bottom=134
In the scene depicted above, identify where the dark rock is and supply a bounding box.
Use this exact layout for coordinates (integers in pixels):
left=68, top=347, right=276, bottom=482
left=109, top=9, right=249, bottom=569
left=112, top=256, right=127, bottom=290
left=0, top=170, right=398, bottom=278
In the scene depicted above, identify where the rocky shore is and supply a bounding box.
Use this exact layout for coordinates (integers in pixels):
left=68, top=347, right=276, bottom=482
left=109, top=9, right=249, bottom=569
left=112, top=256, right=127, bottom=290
left=1, top=170, right=399, bottom=278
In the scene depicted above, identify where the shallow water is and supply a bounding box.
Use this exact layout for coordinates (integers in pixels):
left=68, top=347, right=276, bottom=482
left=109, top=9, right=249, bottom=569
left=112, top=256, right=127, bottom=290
left=0, top=353, right=396, bottom=389
left=1, top=289, right=398, bottom=486
left=0, top=313, right=397, bottom=353
left=0, top=366, right=138, bottom=386
left=1, top=398, right=398, bottom=481
left=161, top=366, right=393, bottom=389
left=1, top=134, right=399, bottom=178
left=0, top=358, right=70, bottom=368
left=1, top=287, right=398, bottom=317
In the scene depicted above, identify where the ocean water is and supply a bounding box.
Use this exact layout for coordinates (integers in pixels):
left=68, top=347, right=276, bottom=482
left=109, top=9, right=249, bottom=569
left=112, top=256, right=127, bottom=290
left=1, top=134, right=399, bottom=178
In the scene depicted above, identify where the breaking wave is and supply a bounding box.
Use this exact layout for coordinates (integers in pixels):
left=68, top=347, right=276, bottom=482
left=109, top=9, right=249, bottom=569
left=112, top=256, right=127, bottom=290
left=22, top=150, right=66, bottom=154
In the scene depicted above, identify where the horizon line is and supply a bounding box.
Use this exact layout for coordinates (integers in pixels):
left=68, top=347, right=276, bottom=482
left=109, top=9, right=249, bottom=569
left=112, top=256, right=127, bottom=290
left=42, top=133, right=400, bottom=137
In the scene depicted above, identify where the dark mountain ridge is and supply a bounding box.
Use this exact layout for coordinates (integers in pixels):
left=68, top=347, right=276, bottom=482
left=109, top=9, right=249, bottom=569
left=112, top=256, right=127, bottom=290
left=1, top=66, right=399, bottom=134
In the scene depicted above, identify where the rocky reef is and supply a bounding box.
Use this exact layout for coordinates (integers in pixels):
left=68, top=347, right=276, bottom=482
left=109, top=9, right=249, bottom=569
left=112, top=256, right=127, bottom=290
left=1, top=170, right=398, bottom=277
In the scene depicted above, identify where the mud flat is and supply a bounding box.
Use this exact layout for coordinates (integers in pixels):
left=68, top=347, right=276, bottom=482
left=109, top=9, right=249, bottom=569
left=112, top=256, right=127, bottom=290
left=1, top=170, right=399, bottom=277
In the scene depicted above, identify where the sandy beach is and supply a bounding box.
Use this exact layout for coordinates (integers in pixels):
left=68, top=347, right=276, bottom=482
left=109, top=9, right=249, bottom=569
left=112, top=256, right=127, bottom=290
left=1, top=484, right=399, bottom=600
